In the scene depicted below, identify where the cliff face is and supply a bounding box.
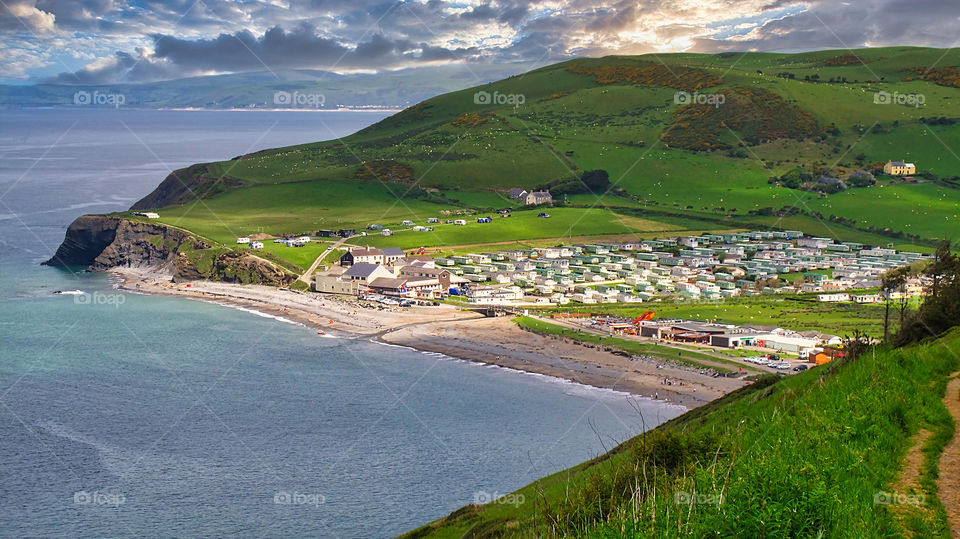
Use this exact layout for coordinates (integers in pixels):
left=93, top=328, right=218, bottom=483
left=44, top=215, right=295, bottom=286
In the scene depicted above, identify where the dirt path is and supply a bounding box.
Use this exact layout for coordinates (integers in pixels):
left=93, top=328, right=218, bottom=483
left=890, top=428, right=933, bottom=534
left=938, top=374, right=960, bottom=536
left=298, top=236, right=351, bottom=284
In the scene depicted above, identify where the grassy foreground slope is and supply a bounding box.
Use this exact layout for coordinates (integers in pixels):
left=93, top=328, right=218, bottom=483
left=404, top=329, right=960, bottom=538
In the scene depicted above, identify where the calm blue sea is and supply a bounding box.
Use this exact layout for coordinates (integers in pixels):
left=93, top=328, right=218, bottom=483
left=0, top=109, right=684, bottom=537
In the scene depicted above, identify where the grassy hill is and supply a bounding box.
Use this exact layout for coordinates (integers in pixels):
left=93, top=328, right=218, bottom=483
left=124, top=47, right=960, bottom=268
left=403, top=328, right=960, bottom=537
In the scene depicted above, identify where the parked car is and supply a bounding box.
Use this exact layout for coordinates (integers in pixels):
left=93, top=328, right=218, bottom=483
left=792, top=365, right=809, bottom=372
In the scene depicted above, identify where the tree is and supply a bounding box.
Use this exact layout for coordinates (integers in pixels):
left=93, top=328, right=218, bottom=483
left=895, top=241, right=960, bottom=346
left=926, top=240, right=958, bottom=298
left=580, top=170, right=611, bottom=193
left=881, top=268, right=907, bottom=343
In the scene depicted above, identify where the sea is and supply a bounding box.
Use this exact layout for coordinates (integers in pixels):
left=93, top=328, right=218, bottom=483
left=0, top=108, right=685, bottom=537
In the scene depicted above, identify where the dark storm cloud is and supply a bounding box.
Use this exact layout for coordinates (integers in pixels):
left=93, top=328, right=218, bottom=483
left=45, top=49, right=184, bottom=84
left=150, top=24, right=482, bottom=72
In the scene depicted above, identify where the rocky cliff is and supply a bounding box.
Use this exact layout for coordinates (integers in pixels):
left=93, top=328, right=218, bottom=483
left=44, top=215, right=295, bottom=286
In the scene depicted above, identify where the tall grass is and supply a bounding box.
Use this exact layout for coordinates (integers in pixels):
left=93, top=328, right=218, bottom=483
left=407, top=329, right=960, bottom=538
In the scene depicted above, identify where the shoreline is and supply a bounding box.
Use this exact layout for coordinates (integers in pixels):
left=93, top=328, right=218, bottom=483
left=110, top=268, right=751, bottom=408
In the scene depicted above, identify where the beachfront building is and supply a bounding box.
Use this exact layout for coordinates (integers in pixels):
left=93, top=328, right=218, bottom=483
left=342, top=263, right=395, bottom=283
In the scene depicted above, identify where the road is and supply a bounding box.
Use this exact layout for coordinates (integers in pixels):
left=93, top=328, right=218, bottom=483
left=298, top=236, right=353, bottom=284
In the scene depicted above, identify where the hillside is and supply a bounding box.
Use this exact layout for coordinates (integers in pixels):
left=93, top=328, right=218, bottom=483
left=404, top=328, right=960, bottom=537
left=103, top=46, right=960, bottom=271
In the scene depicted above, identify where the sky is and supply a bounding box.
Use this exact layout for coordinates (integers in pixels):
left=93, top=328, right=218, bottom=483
left=1, top=0, right=958, bottom=85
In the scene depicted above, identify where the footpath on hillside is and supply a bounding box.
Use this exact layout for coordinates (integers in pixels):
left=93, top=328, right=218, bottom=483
left=938, top=373, right=960, bottom=536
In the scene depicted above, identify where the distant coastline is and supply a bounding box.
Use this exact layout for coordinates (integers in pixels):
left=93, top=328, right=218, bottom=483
left=0, top=105, right=404, bottom=112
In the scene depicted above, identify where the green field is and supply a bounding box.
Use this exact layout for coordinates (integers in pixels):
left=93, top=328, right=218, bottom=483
left=123, top=47, right=960, bottom=269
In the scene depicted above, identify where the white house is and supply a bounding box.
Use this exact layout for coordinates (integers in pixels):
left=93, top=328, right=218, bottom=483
left=250, top=241, right=264, bottom=249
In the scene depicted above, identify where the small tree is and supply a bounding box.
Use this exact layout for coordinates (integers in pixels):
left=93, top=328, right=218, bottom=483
left=881, top=268, right=907, bottom=343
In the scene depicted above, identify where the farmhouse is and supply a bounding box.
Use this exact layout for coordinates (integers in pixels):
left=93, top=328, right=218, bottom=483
left=524, top=191, right=553, bottom=205
left=883, top=160, right=916, bottom=176
left=507, top=188, right=553, bottom=205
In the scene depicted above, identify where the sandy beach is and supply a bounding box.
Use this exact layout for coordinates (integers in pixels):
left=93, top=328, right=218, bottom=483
left=111, top=267, right=751, bottom=408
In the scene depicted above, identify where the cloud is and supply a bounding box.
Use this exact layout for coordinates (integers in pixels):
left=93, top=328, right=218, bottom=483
left=1, top=0, right=56, bottom=33
left=6, top=0, right=960, bottom=84
left=691, top=0, right=960, bottom=52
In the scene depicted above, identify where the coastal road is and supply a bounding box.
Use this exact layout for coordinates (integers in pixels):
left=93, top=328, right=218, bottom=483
left=298, top=236, right=354, bottom=284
